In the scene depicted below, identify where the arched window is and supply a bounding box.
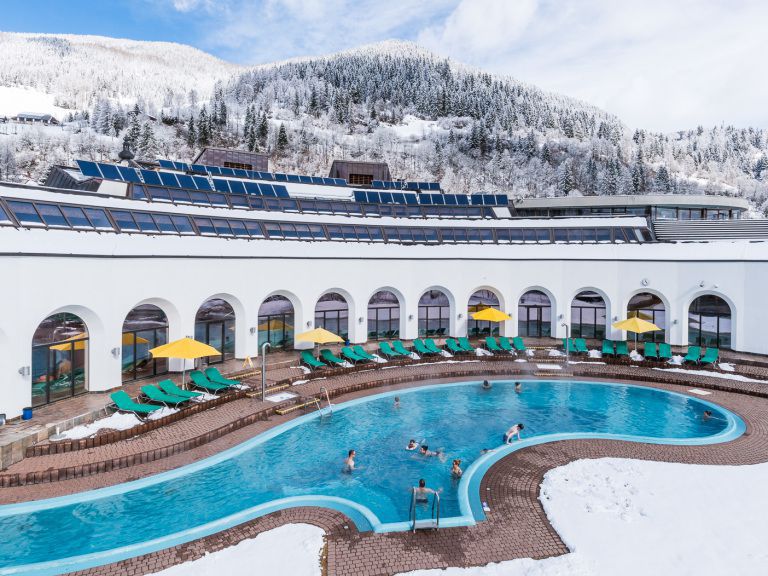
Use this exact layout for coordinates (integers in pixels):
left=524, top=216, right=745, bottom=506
left=122, top=305, right=169, bottom=382
left=627, top=293, right=666, bottom=343
left=195, top=299, right=236, bottom=364
left=315, top=293, right=349, bottom=339
left=418, top=290, right=450, bottom=337
left=468, top=290, right=500, bottom=337
left=518, top=290, right=552, bottom=337
left=31, top=313, right=88, bottom=407
left=367, top=291, right=400, bottom=340
left=571, top=291, right=607, bottom=339
left=689, top=295, right=732, bottom=349
left=258, top=296, right=294, bottom=349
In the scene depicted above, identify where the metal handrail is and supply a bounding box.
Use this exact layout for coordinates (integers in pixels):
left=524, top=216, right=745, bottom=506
left=410, top=487, right=440, bottom=532
left=320, top=386, right=333, bottom=415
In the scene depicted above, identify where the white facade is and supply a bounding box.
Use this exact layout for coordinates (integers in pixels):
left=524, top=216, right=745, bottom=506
left=0, top=183, right=764, bottom=418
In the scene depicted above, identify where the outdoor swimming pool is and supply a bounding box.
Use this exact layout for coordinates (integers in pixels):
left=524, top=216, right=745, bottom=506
left=0, top=380, right=745, bottom=575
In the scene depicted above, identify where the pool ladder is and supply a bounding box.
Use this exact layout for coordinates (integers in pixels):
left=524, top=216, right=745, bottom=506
left=409, top=488, right=440, bottom=532
left=318, top=387, right=333, bottom=418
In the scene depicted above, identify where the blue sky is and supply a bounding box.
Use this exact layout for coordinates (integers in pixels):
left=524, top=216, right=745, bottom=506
left=2, top=0, right=767, bottom=132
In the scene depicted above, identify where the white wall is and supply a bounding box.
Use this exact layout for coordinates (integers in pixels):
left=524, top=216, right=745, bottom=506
left=2, top=239, right=766, bottom=418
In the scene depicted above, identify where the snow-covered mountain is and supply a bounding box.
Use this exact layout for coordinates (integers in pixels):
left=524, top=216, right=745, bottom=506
left=1, top=33, right=766, bottom=212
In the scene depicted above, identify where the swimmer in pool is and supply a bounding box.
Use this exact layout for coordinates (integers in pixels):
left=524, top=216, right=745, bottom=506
left=515, top=381, right=522, bottom=393
left=451, top=459, right=463, bottom=478
left=703, top=410, right=713, bottom=421
left=481, top=380, right=492, bottom=389
left=406, top=439, right=418, bottom=450
left=342, top=449, right=356, bottom=473
left=394, top=396, right=401, bottom=409
left=503, top=423, right=524, bottom=443
left=414, top=478, right=440, bottom=503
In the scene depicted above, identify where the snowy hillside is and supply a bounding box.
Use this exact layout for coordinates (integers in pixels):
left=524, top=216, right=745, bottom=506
left=0, top=33, right=766, bottom=212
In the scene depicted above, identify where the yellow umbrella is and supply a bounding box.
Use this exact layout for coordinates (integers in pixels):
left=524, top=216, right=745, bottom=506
left=470, top=308, right=512, bottom=322
left=295, top=327, right=344, bottom=344
left=612, top=317, right=662, bottom=351
left=149, top=337, right=221, bottom=387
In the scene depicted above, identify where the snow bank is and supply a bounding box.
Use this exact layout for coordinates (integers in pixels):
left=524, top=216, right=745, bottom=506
left=149, top=523, right=324, bottom=576
left=56, top=412, right=141, bottom=440
left=0, top=86, right=71, bottom=120
left=652, top=367, right=766, bottom=383
left=147, top=407, right=179, bottom=420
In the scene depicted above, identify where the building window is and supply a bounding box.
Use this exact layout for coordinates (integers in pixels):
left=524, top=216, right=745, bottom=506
left=223, top=161, right=253, bottom=171
left=571, top=291, right=606, bottom=340
left=518, top=290, right=552, bottom=338
left=689, top=295, right=731, bottom=349
left=467, top=289, right=500, bottom=337
left=195, top=299, right=236, bottom=365
left=122, top=305, right=169, bottom=382
left=348, top=173, right=373, bottom=186
left=418, top=290, right=450, bottom=337
left=627, top=293, right=666, bottom=343
left=258, top=295, right=295, bottom=349
left=315, top=292, right=349, bottom=340
left=31, top=313, right=88, bottom=407
left=368, top=291, right=401, bottom=339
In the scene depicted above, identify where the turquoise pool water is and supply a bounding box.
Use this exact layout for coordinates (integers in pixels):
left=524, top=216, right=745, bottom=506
left=0, top=380, right=744, bottom=575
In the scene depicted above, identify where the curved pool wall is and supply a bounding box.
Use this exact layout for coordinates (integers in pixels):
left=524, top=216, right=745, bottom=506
left=0, top=380, right=745, bottom=576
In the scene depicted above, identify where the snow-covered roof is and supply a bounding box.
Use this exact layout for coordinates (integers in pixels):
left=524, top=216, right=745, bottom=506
left=515, top=195, right=750, bottom=210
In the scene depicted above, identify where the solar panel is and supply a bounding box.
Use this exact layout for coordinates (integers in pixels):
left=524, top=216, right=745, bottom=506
left=219, top=168, right=236, bottom=177
left=379, top=192, right=392, bottom=204
left=354, top=191, right=367, bottom=202
left=257, top=183, right=273, bottom=196
left=429, top=183, right=440, bottom=191
left=139, top=170, right=162, bottom=186
left=192, top=176, right=212, bottom=191
left=310, top=176, right=322, bottom=185
left=372, top=181, right=384, bottom=189
left=176, top=174, right=197, bottom=189
left=76, top=160, right=103, bottom=178
left=333, top=178, right=345, bottom=186
left=297, top=175, right=311, bottom=184
left=444, top=194, right=457, bottom=206
left=244, top=182, right=260, bottom=195
left=117, top=166, right=142, bottom=183
left=229, top=180, right=247, bottom=195
left=98, top=163, right=123, bottom=181
left=275, top=173, right=288, bottom=182
left=158, top=160, right=175, bottom=169
left=431, top=194, right=445, bottom=205
left=274, top=185, right=289, bottom=198
left=405, top=193, right=419, bottom=205
left=191, top=164, right=207, bottom=174
left=174, top=161, right=191, bottom=172
left=471, top=196, right=483, bottom=205
left=419, top=194, right=432, bottom=205
left=233, top=169, right=249, bottom=178
left=456, top=195, right=469, bottom=205
left=158, top=172, right=180, bottom=188
left=206, top=166, right=222, bottom=176
left=392, top=192, right=405, bottom=204
left=213, top=179, right=230, bottom=193
left=496, top=195, right=509, bottom=205
left=287, top=174, right=301, bottom=183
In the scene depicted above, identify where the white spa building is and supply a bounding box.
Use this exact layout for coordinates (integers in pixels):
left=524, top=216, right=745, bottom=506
left=0, top=148, right=763, bottom=419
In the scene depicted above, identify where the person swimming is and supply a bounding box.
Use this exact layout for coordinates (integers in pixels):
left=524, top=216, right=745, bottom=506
left=451, top=459, right=463, bottom=478
left=482, top=380, right=492, bottom=389
left=342, top=449, right=356, bottom=473
left=503, top=423, right=524, bottom=443
left=394, top=396, right=401, bottom=409
left=703, top=410, right=713, bottom=421
left=406, top=439, right=418, bottom=450
left=419, top=444, right=438, bottom=457
left=514, top=381, right=522, bottom=393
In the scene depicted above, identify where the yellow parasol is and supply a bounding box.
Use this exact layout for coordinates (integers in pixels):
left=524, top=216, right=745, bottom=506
left=612, top=317, right=662, bottom=351
left=295, top=328, right=344, bottom=344
left=470, top=308, right=512, bottom=322
left=149, top=337, right=221, bottom=387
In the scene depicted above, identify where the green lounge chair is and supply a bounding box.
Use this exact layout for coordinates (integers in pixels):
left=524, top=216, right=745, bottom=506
left=643, top=342, right=658, bottom=359
left=700, top=347, right=719, bottom=366
left=486, top=337, right=503, bottom=353
left=684, top=346, right=702, bottom=364
left=601, top=340, right=615, bottom=356
left=393, top=341, right=411, bottom=356
left=424, top=338, right=443, bottom=354
left=353, top=345, right=376, bottom=361
left=658, top=342, right=673, bottom=361
left=158, top=379, right=203, bottom=399
left=615, top=341, right=629, bottom=358
left=205, top=367, right=240, bottom=387
left=110, top=390, right=162, bottom=418
left=320, top=349, right=345, bottom=365
left=498, top=336, right=514, bottom=352
left=413, top=339, right=436, bottom=356
left=141, top=385, right=190, bottom=407
left=190, top=370, right=230, bottom=392
left=512, top=337, right=527, bottom=352
left=574, top=338, right=589, bottom=354
left=378, top=341, right=402, bottom=358
left=445, top=338, right=466, bottom=354
left=342, top=346, right=368, bottom=364
left=562, top=338, right=573, bottom=353
left=458, top=337, right=475, bottom=352
left=301, top=350, right=326, bottom=370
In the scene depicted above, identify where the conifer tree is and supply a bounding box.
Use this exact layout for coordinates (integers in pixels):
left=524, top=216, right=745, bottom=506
left=186, top=114, right=196, bottom=149
left=276, top=123, right=289, bottom=155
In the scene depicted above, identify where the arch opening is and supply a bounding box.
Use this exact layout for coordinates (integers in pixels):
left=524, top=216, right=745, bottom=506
left=689, top=295, right=732, bottom=349
left=467, top=289, right=501, bottom=337
left=367, top=290, right=401, bottom=340
left=122, top=304, right=169, bottom=382
left=571, top=290, right=607, bottom=340
left=315, top=292, right=349, bottom=339
left=195, top=298, right=236, bottom=365
left=627, top=292, right=666, bottom=343
left=31, top=313, right=89, bottom=407
left=518, top=290, right=552, bottom=338
left=258, top=295, right=295, bottom=349
left=418, top=290, right=450, bottom=337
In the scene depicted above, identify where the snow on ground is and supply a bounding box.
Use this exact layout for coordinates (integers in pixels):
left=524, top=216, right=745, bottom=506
left=385, top=115, right=444, bottom=141
left=147, top=407, right=179, bottom=420
left=148, top=523, right=324, bottom=576
left=653, top=367, right=767, bottom=383
left=0, top=86, right=72, bottom=119
left=398, top=458, right=768, bottom=575
left=55, top=412, right=141, bottom=440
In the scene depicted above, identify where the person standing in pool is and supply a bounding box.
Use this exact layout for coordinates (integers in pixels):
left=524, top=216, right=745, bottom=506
left=515, top=382, right=522, bottom=393
left=414, top=478, right=441, bottom=503
left=451, top=459, right=463, bottom=478
left=482, top=380, right=492, bottom=390
left=394, top=396, right=401, bottom=409
left=703, top=410, right=713, bottom=421
left=342, top=449, right=356, bottom=473
left=503, top=423, right=524, bottom=443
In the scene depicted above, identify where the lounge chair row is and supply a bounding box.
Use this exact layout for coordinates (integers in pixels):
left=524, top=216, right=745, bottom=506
left=681, top=345, right=719, bottom=365
left=485, top=336, right=527, bottom=353
left=603, top=340, right=720, bottom=366
left=301, top=346, right=377, bottom=370
left=110, top=367, right=240, bottom=418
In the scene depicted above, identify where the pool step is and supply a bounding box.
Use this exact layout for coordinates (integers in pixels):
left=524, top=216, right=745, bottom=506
left=274, top=398, right=320, bottom=416
left=246, top=384, right=290, bottom=399
left=534, top=372, right=574, bottom=377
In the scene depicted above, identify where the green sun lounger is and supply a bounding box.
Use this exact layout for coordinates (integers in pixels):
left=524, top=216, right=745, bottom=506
left=320, top=349, right=345, bottom=365
left=301, top=350, right=326, bottom=370
left=486, top=337, right=503, bottom=353
left=499, top=336, right=514, bottom=352
left=158, top=379, right=203, bottom=399
left=353, top=345, right=376, bottom=361
left=424, top=339, right=443, bottom=354
left=615, top=341, right=629, bottom=358
left=658, top=342, right=673, bottom=360
left=141, top=385, right=190, bottom=407
left=341, top=346, right=366, bottom=364
left=684, top=346, right=702, bottom=364
left=413, top=339, right=436, bottom=356
left=601, top=340, right=615, bottom=356
left=190, top=370, right=230, bottom=392
left=643, top=342, right=658, bottom=359
left=393, top=341, right=411, bottom=356
left=562, top=338, right=573, bottom=353
left=512, top=337, right=527, bottom=352
left=574, top=338, right=589, bottom=354
left=700, top=347, right=719, bottom=365
left=446, top=338, right=466, bottom=354
left=458, top=337, right=475, bottom=352
left=379, top=341, right=402, bottom=358
left=110, top=390, right=163, bottom=417
left=205, top=367, right=240, bottom=387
